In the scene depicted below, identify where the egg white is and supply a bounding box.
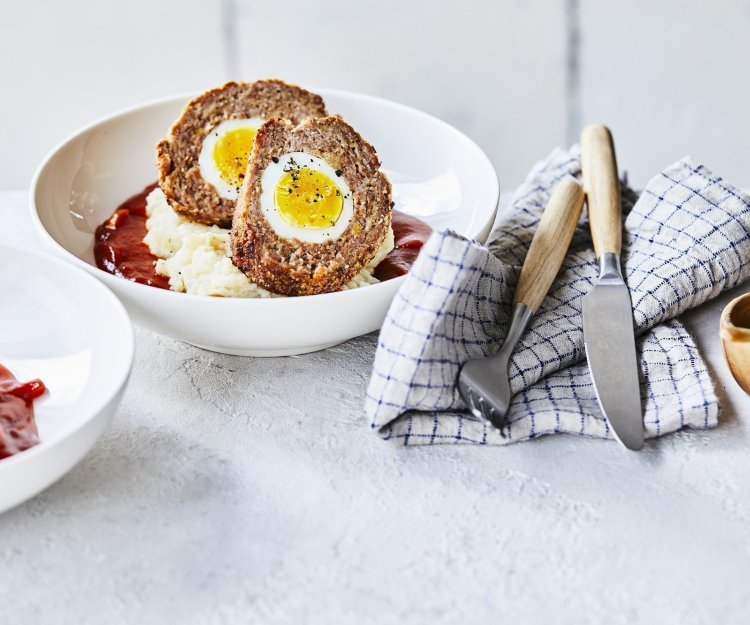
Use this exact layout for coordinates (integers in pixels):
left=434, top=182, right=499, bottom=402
left=259, top=151, right=354, bottom=244
left=199, top=117, right=264, bottom=200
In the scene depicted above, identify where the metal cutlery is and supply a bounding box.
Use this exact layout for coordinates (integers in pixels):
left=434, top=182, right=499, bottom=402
left=580, top=124, right=644, bottom=450
left=456, top=177, right=584, bottom=430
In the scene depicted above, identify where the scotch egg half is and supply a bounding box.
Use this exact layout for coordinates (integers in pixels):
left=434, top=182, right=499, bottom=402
left=259, top=152, right=354, bottom=244
left=156, top=80, right=328, bottom=227
left=231, top=116, right=392, bottom=296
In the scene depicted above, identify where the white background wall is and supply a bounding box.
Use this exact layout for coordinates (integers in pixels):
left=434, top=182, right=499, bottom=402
left=1, top=0, right=748, bottom=191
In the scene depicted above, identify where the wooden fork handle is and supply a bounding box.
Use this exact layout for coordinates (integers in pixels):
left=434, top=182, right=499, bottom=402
left=513, top=177, right=584, bottom=312
left=581, top=123, right=621, bottom=257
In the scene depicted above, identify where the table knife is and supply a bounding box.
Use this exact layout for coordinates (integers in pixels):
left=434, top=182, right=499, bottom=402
left=580, top=124, right=644, bottom=450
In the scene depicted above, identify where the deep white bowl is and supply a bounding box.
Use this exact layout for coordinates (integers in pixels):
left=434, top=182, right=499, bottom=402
left=30, top=89, right=499, bottom=356
left=0, top=243, right=133, bottom=514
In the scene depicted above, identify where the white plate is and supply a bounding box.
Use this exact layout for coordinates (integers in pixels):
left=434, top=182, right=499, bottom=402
left=30, top=89, right=499, bottom=356
left=0, top=244, right=133, bottom=514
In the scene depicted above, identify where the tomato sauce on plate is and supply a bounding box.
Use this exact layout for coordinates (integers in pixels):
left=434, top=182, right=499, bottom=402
left=94, top=183, right=170, bottom=289
left=95, top=183, right=432, bottom=289
left=373, top=211, right=433, bottom=281
left=0, top=364, right=46, bottom=460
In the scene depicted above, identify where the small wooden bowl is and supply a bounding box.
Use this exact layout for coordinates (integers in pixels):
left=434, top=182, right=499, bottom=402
left=720, top=293, right=750, bottom=393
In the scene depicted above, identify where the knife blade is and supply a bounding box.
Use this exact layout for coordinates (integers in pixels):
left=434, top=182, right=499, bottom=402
left=581, top=124, right=644, bottom=450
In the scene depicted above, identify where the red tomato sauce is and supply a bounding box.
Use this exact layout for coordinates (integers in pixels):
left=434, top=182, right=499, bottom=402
left=94, top=183, right=170, bottom=289
left=0, top=364, right=46, bottom=460
left=94, top=183, right=432, bottom=289
left=373, top=211, right=433, bottom=281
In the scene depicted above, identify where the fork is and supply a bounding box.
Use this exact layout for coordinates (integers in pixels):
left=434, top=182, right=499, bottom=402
left=456, top=177, right=584, bottom=431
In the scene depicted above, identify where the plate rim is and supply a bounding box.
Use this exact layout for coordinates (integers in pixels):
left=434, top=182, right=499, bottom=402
left=0, top=241, right=134, bottom=469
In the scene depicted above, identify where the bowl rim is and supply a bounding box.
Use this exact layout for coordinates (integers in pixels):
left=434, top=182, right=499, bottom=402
left=0, top=242, right=135, bottom=469
left=29, top=87, right=500, bottom=307
left=720, top=293, right=750, bottom=343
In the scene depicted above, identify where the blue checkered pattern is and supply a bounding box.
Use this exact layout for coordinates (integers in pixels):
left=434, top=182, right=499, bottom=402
left=365, top=147, right=750, bottom=445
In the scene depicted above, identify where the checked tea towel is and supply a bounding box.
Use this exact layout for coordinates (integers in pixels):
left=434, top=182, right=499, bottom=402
left=365, top=147, right=750, bottom=445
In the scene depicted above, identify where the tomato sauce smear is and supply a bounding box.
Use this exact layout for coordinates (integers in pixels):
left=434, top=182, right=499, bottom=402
left=0, top=364, right=46, bottom=460
left=374, top=211, right=433, bottom=281
left=94, top=183, right=170, bottom=289
left=94, top=183, right=432, bottom=289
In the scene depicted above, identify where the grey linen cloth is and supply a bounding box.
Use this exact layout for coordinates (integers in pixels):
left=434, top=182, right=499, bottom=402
left=365, top=147, right=750, bottom=445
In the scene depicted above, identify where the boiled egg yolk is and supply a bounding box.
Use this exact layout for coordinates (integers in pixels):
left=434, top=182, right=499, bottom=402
left=274, top=167, right=343, bottom=229
left=212, top=127, right=257, bottom=190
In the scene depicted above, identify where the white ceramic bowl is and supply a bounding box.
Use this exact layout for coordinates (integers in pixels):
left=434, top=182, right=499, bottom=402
left=30, top=89, right=499, bottom=356
left=0, top=243, right=133, bottom=514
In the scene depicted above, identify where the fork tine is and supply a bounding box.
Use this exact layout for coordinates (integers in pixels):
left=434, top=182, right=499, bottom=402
left=493, top=408, right=509, bottom=439
left=481, top=402, right=495, bottom=425
left=476, top=395, right=498, bottom=429
left=458, top=363, right=512, bottom=429
left=482, top=401, right=505, bottom=432
left=476, top=394, right=486, bottom=416
left=464, top=386, right=480, bottom=419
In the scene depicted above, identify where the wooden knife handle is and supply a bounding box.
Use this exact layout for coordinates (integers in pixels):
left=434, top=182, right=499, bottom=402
left=581, top=124, right=621, bottom=257
left=514, top=177, right=584, bottom=312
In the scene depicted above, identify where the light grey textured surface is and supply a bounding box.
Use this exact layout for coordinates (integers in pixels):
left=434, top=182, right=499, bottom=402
left=1, top=192, right=750, bottom=623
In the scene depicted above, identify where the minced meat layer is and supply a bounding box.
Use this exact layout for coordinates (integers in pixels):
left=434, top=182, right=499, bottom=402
left=231, top=116, right=392, bottom=296
left=156, top=80, right=327, bottom=228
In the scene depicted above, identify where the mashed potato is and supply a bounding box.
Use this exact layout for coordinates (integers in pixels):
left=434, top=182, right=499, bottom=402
left=143, top=188, right=394, bottom=297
